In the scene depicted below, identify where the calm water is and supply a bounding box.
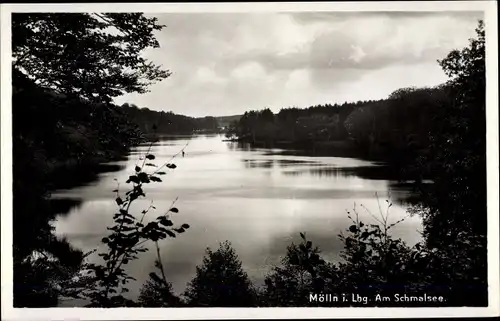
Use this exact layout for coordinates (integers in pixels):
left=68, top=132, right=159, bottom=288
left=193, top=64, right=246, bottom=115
left=52, top=134, right=422, bottom=305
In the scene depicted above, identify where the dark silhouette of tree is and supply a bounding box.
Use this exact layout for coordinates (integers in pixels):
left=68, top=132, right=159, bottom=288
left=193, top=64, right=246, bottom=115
left=120, top=104, right=221, bottom=135
left=410, top=19, right=487, bottom=305
left=11, top=12, right=170, bottom=307
left=423, top=19, right=486, bottom=242
left=262, top=233, right=332, bottom=307
left=12, top=13, right=170, bottom=103
left=183, top=241, right=257, bottom=307
left=388, top=86, right=419, bottom=100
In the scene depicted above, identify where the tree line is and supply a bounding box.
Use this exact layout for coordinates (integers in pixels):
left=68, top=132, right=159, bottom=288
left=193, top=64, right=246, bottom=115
left=120, top=103, right=220, bottom=135
left=226, top=86, right=451, bottom=166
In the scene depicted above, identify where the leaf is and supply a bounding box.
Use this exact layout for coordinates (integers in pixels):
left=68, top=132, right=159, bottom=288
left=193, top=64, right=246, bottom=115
left=181, top=223, right=190, bottom=229
left=166, top=163, right=177, bottom=169
left=135, top=166, right=141, bottom=172
left=349, top=225, right=358, bottom=233
left=116, top=197, right=123, bottom=205
left=98, top=254, right=110, bottom=261
left=170, top=207, right=179, bottom=213
left=138, top=172, right=150, bottom=183
left=145, top=163, right=157, bottom=167
left=145, top=221, right=159, bottom=230
left=157, top=171, right=167, bottom=175
left=146, top=154, right=155, bottom=160
left=101, top=237, right=109, bottom=244
left=300, top=232, right=306, bottom=240
left=127, top=175, right=140, bottom=184
left=150, top=176, right=162, bottom=182
left=159, top=218, right=173, bottom=227
left=166, top=230, right=176, bottom=238
left=149, top=272, right=163, bottom=284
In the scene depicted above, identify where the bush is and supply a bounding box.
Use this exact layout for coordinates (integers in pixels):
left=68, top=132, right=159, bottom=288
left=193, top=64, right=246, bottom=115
left=183, top=241, right=257, bottom=307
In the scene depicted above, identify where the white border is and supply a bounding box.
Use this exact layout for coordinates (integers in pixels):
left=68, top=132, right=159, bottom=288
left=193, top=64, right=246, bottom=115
left=1, top=1, right=499, bottom=320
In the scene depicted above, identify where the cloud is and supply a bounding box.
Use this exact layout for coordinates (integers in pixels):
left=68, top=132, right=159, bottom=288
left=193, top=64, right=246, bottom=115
left=114, top=11, right=483, bottom=116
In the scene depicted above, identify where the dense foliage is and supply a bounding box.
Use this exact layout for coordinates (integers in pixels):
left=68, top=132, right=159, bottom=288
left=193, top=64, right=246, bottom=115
left=226, top=104, right=355, bottom=145
left=12, top=13, right=169, bottom=103
left=11, top=12, right=169, bottom=307
left=12, top=70, right=144, bottom=307
left=120, top=103, right=220, bottom=135
left=183, top=241, right=257, bottom=307
left=226, top=87, right=450, bottom=163
left=413, top=20, right=487, bottom=304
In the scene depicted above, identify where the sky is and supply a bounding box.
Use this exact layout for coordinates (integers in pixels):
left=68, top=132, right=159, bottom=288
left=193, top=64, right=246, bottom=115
left=114, top=11, right=483, bottom=117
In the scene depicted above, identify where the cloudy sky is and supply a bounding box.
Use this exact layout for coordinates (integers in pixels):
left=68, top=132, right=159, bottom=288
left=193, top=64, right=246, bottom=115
left=114, top=11, right=483, bottom=117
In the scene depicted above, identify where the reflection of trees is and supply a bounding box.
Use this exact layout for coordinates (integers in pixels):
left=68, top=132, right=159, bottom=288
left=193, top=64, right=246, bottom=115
left=242, top=158, right=320, bottom=170
left=278, top=165, right=393, bottom=180
left=281, top=167, right=348, bottom=178
left=243, top=159, right=275, bottom=169
left=274, top=159, right=318, bottom=167
left=227, top=142, right=255, bottom=152
left=46, top=198, right=84, bottom=218
left=278, top=165, right=421, bottom=205
left=238, top=154, right=422, bottom=205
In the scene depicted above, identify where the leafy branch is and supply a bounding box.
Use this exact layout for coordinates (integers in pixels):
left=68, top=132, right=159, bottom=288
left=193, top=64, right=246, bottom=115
left=80, top=143, right=190, bottom=307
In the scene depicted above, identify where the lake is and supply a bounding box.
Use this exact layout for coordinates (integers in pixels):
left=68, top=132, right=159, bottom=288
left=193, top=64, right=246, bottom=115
left=52, top=134, right=423, bottom=306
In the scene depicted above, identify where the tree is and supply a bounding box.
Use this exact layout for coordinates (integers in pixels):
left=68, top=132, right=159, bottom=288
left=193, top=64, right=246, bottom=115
left=343, top=105, right=379, bottom=149
left=409, top=19, right=487, bottom=306
left=388, top=86, right=418, bottom=100
left=421, top=19, right=486, bottom=243
left=12, top=13, right=170, bottom=103
left=262, top=233, right=331, bottom=307
left=183, top=241, right=257, bottom=307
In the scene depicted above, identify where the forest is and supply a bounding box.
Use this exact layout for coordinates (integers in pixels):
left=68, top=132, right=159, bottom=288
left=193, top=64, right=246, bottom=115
left=225, top=85, right=451, bottom=169
left=120, top=103, right=220, bottom=135
left=10, top=12, right=487, bottom=308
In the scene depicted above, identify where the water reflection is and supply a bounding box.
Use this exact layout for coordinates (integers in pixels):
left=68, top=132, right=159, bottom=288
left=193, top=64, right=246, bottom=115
left=243, top=159, right=275, bottom=169
left=46, top=198, right=83, bottom=218
left=53, top=135, right=423, bottom=304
